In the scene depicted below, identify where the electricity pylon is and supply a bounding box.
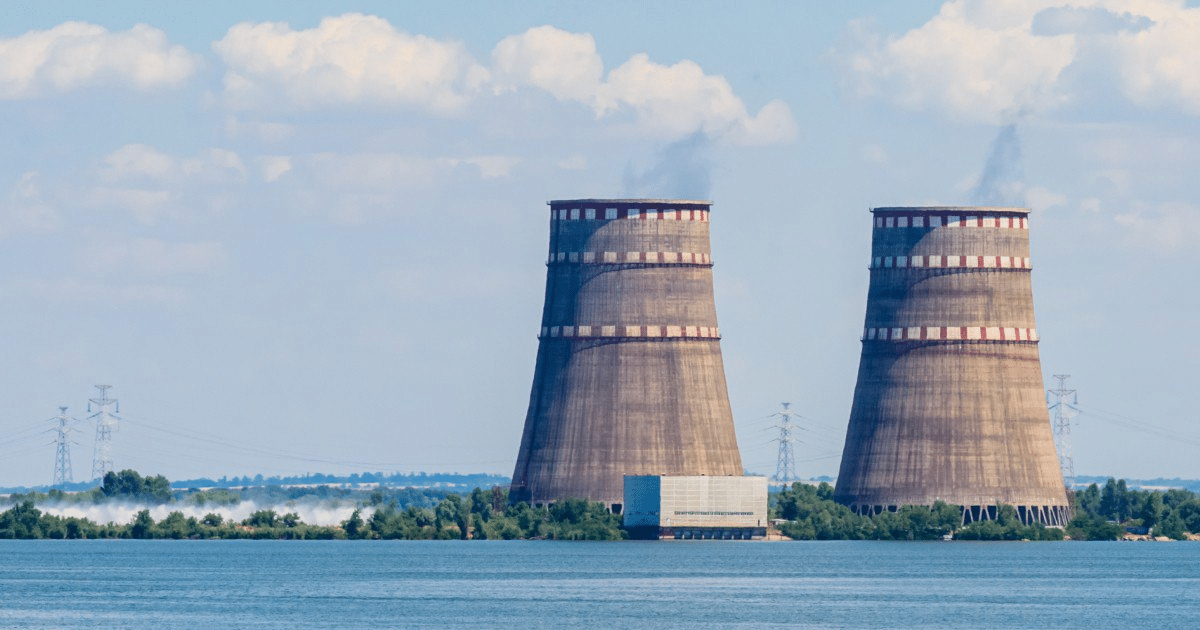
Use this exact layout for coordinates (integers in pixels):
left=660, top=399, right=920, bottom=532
left=771, top=403, right=798, bottom=483
left=51, top=406, right=76, bottom=486
left=89, top=385, right=121, bottom=481
left=1047, top=374, right=1078, bottom=488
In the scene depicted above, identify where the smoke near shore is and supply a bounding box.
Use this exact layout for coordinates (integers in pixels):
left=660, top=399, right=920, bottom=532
left=38, top=499, right=366, bottom=527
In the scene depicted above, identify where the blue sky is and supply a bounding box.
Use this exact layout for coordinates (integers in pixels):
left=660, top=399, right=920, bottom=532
left=1, top=1, right=1198, bottom=487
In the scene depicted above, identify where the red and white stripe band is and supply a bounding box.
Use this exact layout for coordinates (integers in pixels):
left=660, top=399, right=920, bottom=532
left=552, top=207, right=710, bottom=222
left=541, top=325, right=721, bottom=339
left=871, top=255, right=1030, bottom=269
left=864, top=327, right=1038, bottom=341
left=874, top=215, right=1027, bottom=229
left=550, top=251, right=712, bottom=265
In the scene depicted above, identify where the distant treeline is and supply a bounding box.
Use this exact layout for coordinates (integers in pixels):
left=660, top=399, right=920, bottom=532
left=0, top=471, right=511, bottom=495
left=170, top=471, right=511, bottom=490
left=770, top=479, right=1200, bottom=541
left=0, top=470, right=622, bottom=541
left=9, top=470, right=462, bottom=511
left=1074, top=475, right=1200, bottom=494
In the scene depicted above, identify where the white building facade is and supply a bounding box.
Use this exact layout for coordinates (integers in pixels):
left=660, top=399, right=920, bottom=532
left=623, top=475, right=768, bottom=539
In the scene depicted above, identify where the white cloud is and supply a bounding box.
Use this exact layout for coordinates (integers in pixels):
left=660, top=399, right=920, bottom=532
left=1025, top=186, right=1068, bottom=212
left=90, top=145, right=248, bottom=223
left=213, top=13, right=488, bottom=113
left=0, top=22, right=198, bottom=99
left=491, top=25, right=602, bottom=102
left=837, top=2, right=1075, bottom=123
left=459, top=155, right=521, bottom=179
left=289, top=152, right=520, bottom=190
left=861, top=144, right=888, bottom=164
left=493, top=26, right=797, bottom=145
left=1113, top=202, right=1200, bottom=253
left=1112, top=4, right=1200, bottom=114
left=303, top=153, right=447, bottom=191
left=17, top=277, right=188, bottom=305
left=100, top=144, right=176, bottom=181
left=225, top=116, right=295, bottom=142
left=839, top=0, right=1200, bottom=120
left=88, top=187, right=173, bottom=224
left=261, top=151, right=521, bottom=223
left=214, top=19, right=796, bottom=144
left=82, top=237, right=227, bottom=276
left=1, top=171, right=60, bottom=237
left=101, top=144, right=247, bottom=184
left=557, top=154, right=588, bottom=170
left=257, top=156, right=293, bottom=182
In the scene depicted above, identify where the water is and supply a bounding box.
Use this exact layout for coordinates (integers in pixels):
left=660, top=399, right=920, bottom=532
left=1, top=540, right=1197, bottom=629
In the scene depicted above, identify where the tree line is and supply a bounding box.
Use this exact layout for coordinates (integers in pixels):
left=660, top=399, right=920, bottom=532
left=0, top=471, right=624, bottom=540
left=7, top=470, right=1199, bottom=542
left=770, top=480, right=1200, bottom=541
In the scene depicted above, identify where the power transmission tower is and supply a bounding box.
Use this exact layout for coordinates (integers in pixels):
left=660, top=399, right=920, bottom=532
left=51, top=406, right=76, bottom=486
left=771, top=403, right=798, bottom=483
left=1047, top=374, right=1078, bottom=488
left=89, top=385, right=121, bottom=481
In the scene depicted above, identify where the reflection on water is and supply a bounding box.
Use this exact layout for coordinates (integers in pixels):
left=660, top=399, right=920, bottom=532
left=0, top=540, right=1197, bottom=629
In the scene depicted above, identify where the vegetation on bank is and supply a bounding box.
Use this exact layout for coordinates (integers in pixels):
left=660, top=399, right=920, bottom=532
left=1066, top=478, right=1199, bottom=540
left=0, top=470, right=623, bottom=541
left=769, top=479, right=1200, bottom=541
left=771, top=482, right=1062, bottom=541
left=6, top=470, right=1198, bottom=542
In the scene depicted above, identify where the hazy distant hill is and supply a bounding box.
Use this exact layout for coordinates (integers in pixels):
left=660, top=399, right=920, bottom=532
left=1, top=471, right=511, bottom=494
left=1074, top=476, right=1200, bottom=493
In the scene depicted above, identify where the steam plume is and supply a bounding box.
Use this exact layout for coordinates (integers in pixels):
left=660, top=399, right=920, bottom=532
left=622, top=130, right=712, bottom=199
left=971, top=121, right=1025, bottom=206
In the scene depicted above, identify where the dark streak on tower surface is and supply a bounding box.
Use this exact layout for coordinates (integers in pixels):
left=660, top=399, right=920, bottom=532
left=510, top=199, right=743, bottom=508
left=835, top=206, right=1070, bottom=526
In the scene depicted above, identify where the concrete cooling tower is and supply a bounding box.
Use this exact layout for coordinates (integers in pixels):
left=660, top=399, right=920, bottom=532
left=510, top=199, right=744, bottom=510
left=834, top=207, right=1070, bottom=526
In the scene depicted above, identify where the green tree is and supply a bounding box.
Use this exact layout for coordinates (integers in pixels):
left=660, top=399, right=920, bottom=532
left=1065, top=513, right=1123, bottom=541
left=1136, top=493, right=1164, bottom=532
left=243, top=510, right=279, bottom=528
left=1176, top=500, right=1200, bottom=534
left=1076, top=483, right=1102, bottom=516
left=159, top=511, right=191, bottom=539
left=0, top=500, right=44, bottom=539
left=342, top=508, right=365, bottom=539
left=101, top=470, right=173, bottom=503
left=1156, top=511, right=1187, bottom=540
left=130, top=509, right=156, bottom=539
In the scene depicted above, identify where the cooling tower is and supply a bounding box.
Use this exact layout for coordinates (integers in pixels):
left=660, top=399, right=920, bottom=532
left=834, top=207, right=1070, bottom=526
left=510, top=199, right=744, bottom=509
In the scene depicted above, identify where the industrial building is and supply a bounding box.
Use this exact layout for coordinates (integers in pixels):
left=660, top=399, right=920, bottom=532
left=623, top=475, right=768, bottom=539
left=834, top=207, right=1070, bottom=526
left=510, top=199, right=744, bottom=510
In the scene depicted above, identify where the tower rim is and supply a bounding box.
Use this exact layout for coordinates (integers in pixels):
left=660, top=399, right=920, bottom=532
left=871, top=206, right=1029, bottom=215
left=548, top=198, right=712, bottom=206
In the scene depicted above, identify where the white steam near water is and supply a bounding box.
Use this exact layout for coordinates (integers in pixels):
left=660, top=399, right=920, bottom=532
left=38, top=500, right=370, bottom=527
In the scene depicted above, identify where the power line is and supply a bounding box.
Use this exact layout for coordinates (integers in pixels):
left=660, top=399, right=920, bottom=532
left=50, top=406, right=77, bottom=486
left=1047, top=374, right=1078, bottom=487
left=771, top=402, right=798, bottom=483
left=1073, top=403, right=1200, bottom=448
left=88, top=385, right=121, bottom=481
